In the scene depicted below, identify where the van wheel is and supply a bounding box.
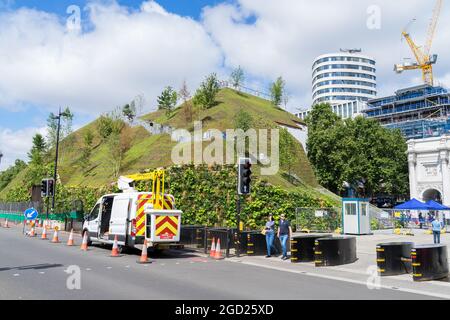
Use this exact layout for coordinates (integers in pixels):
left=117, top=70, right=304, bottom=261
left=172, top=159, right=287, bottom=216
left=82, top=230, right=92, bottom=246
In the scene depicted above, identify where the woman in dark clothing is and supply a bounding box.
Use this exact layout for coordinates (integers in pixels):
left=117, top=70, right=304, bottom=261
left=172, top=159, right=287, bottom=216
left=264, top=215, right=276, bottom=258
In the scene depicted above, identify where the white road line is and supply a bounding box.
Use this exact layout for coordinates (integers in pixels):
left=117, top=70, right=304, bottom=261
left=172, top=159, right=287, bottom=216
left=39, top=272, right=45, bottom=274
left=106, top=267, right=112, bottom=269
left=85, top=268, right=91, bottom=271
left=230, top=260, right=450, bottom=300
left=13, top=274, right=19, bottom=277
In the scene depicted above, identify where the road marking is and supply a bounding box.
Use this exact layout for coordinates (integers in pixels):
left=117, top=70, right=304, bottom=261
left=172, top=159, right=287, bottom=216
left=39, top=272, right=45, bottom=274
left=230, top=260, right=450, bottom=300
left=106, top=267, right=112, bottom=269
left=13, top=274, right=19, bottom=277
left=176, top=262, right=180, bottom=265
left=125, top=265, right=130, bottom=268
left=86, top=268, right=91, bottom=271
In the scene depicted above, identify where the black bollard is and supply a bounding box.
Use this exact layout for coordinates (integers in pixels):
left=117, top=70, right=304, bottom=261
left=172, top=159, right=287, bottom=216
left=291, top=234, right=332, bottom=263
left=376, top=242, right=414, bottom=276
left=315, top=236, right=357, bottom=267
left=412, top=244, right=449, bottom=281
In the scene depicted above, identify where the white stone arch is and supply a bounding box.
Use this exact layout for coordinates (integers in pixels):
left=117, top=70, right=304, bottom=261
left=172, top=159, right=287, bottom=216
left=422, top=188, right=443, bottom=203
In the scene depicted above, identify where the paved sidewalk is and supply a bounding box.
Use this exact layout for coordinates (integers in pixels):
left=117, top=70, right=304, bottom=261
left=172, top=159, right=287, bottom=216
left=227, top=230, right=450, bottom=299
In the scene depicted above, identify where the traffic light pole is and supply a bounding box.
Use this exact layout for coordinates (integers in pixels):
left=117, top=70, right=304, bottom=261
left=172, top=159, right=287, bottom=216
left=236, top=194, right=241, bottom=257
left=51, top=108, right=62, bottom=213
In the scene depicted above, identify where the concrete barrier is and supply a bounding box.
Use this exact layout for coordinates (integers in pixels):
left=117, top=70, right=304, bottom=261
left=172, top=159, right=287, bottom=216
left=315, top=236, right=357, bottom=267
left=376, top=242, right=414, bottom=276
left=290, top=234, right=332, bottom=263
left=412, top=244, right=449, bottom=281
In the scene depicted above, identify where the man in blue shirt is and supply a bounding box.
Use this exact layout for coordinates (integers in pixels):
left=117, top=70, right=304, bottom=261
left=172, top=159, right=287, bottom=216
left=431, top=214, right=442, bottom=244
left=277, top=214, right=292, bottom=260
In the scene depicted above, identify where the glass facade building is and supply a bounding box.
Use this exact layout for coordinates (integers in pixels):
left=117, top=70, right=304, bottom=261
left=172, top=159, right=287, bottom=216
left=312, top=52, right=377, bottom=106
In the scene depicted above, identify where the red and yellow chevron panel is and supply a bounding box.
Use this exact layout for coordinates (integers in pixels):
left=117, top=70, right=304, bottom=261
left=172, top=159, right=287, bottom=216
left=136, top=194, right=152, bottom=236
left=155, top=215, right=179, bottom=240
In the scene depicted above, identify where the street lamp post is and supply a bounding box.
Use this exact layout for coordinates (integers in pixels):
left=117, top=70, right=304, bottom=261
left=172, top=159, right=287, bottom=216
left=51, top=107, right=69, bottom=213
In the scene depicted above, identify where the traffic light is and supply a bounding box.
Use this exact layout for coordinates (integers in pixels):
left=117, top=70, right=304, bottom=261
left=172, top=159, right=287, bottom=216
left=41, top=179, right=55, bottom=197
left=41, top=179, right=48, bottom=197
left=238, top=157, right=252, bottom=195
left=47, top=179, right=55, bottom=197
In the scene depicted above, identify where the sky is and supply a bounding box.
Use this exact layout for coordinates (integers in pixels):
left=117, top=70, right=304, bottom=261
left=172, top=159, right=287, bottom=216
left=0, top=0, right=449, bottom=170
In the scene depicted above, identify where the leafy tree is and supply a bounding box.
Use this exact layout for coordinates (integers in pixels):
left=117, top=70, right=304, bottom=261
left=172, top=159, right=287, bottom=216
left=46, top=107, right=74, bottom=149
left=270, top=76, right=285, bottom=107
left=306, top=103, right=409, bottom=197
left=193, top=73, right=220, bottom=110
left=230, top=66, right=245, bottom=91
left=234, top=109, right=253, bottom=131
left=157, top=86, right=178, bottom=116
left=26, top=133, right=51, bottom=186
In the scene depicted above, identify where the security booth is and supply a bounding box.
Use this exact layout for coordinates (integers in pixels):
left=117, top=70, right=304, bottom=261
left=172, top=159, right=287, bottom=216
left=342, top=198, right=371, bottom=235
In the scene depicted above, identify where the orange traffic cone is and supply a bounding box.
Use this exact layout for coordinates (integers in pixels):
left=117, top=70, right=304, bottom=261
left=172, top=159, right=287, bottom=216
left=51, top=229, right=60, bottom=243
left=41, top=225, right=48, bottom=240
left=29, top=225, right=36, bottom=237
left=209, top=237, right=216, bottom=258
left=137, top=239, right=150, bottom=264
left=214, top=238, right=224, bottom=260
left=110, top=235, right=120, bottom=257
left=80, top=232, right=89, bottom=251
left=4, top=219, right=10, bottom=228
left=67, top=229, right=75, bottom=246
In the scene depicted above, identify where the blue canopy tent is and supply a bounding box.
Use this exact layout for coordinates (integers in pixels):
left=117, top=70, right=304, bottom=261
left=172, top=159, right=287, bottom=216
left=394, top=198, right=432, bottom=210
left=425, top=200, right=450, bottom=211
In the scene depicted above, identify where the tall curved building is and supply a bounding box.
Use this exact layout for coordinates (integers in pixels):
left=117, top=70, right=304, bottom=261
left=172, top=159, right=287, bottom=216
left=312, top=51, right=377, bottom=106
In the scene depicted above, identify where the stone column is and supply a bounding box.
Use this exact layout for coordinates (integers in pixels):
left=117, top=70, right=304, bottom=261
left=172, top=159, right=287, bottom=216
left=439, top=147, right=450, bottom=206
left=408, top=152, right=417, bottom=200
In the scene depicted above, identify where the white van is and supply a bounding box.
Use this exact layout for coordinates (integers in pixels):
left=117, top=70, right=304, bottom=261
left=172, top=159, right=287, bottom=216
left=82, top=192, right=182, bottom=251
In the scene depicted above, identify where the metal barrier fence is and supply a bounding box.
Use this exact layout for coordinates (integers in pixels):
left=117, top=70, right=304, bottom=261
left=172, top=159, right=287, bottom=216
left=0, top=201, right=83, bottom=231
left=295, top=207, right=341, bottom=233
left=179, top=226, right=286, bottom=258
left=370, top=208, right=450, bottom=231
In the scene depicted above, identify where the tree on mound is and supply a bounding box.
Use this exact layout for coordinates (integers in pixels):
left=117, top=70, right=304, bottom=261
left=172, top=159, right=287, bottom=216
left=193, top=73, right=220, bottom=110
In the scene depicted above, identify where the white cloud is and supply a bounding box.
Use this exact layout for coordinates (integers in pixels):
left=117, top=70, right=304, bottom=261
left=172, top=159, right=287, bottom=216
left=202, top=0, right=450, bottom=109
left=0, top=0, right=222, bottom=115
left=0, top=126, right=47, bottom=170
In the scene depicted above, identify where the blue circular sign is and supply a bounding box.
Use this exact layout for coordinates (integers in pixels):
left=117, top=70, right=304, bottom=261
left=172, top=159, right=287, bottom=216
left=24, top=208, right=38, bottom=220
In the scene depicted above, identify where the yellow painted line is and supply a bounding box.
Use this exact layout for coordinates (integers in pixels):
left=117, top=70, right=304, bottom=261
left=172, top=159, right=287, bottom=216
left=376, top=259, right=385, bottom=262
left=412, top=263, right=421, bottom=267
left=315, top=260, right=322, bottom=264
left=413, top=274, right=422, bottom=277
left=291, top=249, right=297, bottom=252
left=247, top=251, right=254, bottom=254
left=376, top=249, right=384, bottom=252
left=314, top=252, right=322, bottom=255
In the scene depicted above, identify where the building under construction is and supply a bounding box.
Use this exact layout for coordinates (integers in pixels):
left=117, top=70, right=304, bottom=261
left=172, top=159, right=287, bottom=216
left=362, top=84, right=450, bottom=140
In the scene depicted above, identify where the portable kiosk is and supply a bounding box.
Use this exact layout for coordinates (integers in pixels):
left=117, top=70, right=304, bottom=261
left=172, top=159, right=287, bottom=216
left=342, top=198, right=371, bottom=235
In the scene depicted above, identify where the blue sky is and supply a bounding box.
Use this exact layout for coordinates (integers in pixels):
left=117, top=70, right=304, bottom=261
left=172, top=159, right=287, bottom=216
left=0, top=0, right=449, bottom=170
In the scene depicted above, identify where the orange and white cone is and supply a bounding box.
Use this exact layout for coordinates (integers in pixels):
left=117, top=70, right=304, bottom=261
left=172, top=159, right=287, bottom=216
left=41, top=225, right=48, bottom=240
left=209, top=237, right=216, bottom=258
left=110, top=235, right=120, bottom=257
left=67, top=229, right=75, bottom=246
left=29, top=225, right=36, bottom=237
left=80, top=232, right=89, bottom=251
left=214, top=238, right=224, bottom=260
left=3, top=219, right=10, bottom=228
left=51, top=229, right=60, bottom=243
left=137, top=239, right=150, bottom=264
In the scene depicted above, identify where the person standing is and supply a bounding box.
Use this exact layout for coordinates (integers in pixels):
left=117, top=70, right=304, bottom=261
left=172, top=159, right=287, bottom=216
left=264, top=215, right=275, bottom=258
left=418, top=212, right=424, bottom=229
left=431, top=214, right=442, bottom=244
left=277, top=214, right=292, bottom=260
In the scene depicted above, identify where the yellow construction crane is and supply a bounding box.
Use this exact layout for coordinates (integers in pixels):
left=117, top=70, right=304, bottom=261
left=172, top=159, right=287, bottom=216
left=118, top=169, right=167, bottom=209
left=394, top=0, right=443, bottom=86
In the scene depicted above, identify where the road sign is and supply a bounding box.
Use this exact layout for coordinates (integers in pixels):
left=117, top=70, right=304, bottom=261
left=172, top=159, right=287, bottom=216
left=24, top=208, right=38, bottom=220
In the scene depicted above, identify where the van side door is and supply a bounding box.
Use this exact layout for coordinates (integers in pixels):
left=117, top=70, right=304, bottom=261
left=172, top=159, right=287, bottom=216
left=109, top=197, right=131, bottom=243
left=86, top=203, right=101, bottom=239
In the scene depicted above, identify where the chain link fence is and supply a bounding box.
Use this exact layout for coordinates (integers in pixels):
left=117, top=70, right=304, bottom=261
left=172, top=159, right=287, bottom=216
left=295, top=207, right=341, bottom=233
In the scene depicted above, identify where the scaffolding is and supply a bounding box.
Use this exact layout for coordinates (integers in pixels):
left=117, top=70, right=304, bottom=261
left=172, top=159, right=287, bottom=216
left=363, top=84, right=450, bottom=140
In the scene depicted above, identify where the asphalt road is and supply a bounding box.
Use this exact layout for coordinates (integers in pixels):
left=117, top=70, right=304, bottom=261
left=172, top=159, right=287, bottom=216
left=0, top=226, right=437, bottom=300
